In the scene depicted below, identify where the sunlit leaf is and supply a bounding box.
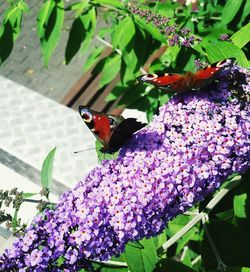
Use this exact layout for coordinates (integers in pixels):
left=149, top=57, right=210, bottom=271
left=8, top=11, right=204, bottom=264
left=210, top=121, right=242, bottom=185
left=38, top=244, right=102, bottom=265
left=112, top=16, right=135, bottom=51
left=234, top=193, right=248, bottom=219
left=99, top=54, right=121, bottom=88
left=41, top=147, right=56, bottom=189
left=205, top=42, right=249, bottom=67
left=83, top=46, right=104, bottom=72
left=66, top=0, right=89, bottom=17
left=80, top=7, right=96, bottom=54
left=37, top=0, right=55, bottom=38
left=134, top=17, right=166, bottom=43
left=125, top=237, right=158, bottom=272
left=231, top=23, right=250, bottom=49
left=220, top=0, right=244, bottom=25
left=22, top=193, right=38, bottom=198
left=37, top=0, right=64, bottom=66
left=92, top=0, right=124, bottom=9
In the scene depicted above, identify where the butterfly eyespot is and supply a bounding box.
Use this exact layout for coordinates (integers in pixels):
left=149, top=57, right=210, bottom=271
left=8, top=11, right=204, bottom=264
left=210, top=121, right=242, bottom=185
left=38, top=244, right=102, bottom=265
left=109, top=118, right=117, bottom=128
left=80, top=110, right=92, bottom=122
left=139, top=74, right=158, bottom=82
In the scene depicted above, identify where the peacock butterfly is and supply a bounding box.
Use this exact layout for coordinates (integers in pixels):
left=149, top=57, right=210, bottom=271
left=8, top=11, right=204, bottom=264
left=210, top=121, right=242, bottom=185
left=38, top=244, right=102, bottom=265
left=79, top=106, right=146, bottom=154
left=137, top=58, right=235, bottom=93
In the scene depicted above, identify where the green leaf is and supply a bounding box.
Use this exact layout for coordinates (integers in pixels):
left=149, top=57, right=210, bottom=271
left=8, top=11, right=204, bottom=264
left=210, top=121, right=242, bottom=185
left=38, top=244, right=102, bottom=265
left=80, top=7, right=96, bottom=54
left=181, top=248, right=192, bottom=268
left=240, top=1, right=250, bottom=28
left=134, top=17, right=166, bottom=43
left=37, top=0, right=55, bottom=38
left=231, top=23, right=250, bottom=49
left=118, top=84, right=143, bottom=107
left=125, top=237, right=158, bottom=272
left=83, top=46, right=104, bottom=72
left=65, top=7, right=96, bottom=64
left=205, top=42, right=249, bottom=67
left=41, top=147, right=56, bottom=189
left=176, top=228, right=197, bottom=254
left=2, top=2, right=27, bottom=41
left=99, top=54, right=121, bottom=88
left=65, top=16, right=85, bottom=64
left=18, top=1, right=29, bottom=13
left=37, top=0, right=64, bottom=66
left=120, top=61, right=137, bottom=85
left=154, top=259, right=196, bottom=272
left=220, top=0, right=244, bottom=25
left=201, top=219, right=250, bottom=270
left=140, top=238, right=158, bottom=271
left=66, top=1, right=90, bottom=17
left=12, top=209, right=18, bottom=230
left=208, top=267, right=250, bottom=272
left=112, top=16, right=135, bottom=51
left=159, top=45, right=181, bottom=67
left=105, top=83, right=128, bottom=102
left=122, top=48, right=138, bottom=73
left=0, top=21, right=13, bottom=64
left=92, top=0, right=124, bottom=9
left=22, top=192, right=38, bottom=198
left=95, top=140, right=118, bottom=162
left=234, top=193, right=248, bottom=219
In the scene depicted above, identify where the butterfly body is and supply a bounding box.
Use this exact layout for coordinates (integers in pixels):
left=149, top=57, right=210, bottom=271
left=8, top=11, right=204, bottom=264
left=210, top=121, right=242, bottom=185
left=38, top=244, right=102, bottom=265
left=138, top=58, right=235, bottom=93
left=79, top=106, right=146, bottom=154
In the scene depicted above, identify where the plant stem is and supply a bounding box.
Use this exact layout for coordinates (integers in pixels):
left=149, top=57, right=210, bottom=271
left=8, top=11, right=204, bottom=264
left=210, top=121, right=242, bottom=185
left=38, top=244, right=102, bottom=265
left=96, top=36, right=147, bottom=74
left=158, top=175, right=242, bottom=253
left=22, top=199, right=56, bottom=205
left=202, top=216, right=228, bottom=271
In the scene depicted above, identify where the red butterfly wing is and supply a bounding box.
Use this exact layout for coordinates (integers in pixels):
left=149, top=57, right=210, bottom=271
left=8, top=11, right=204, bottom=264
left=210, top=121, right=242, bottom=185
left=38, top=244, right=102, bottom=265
left=138, top=73, right=183, bottom=92
left=79, top=106, right=146, bottom=154
left=192, top=58, right=235, bottom=89
left=79, top=106, right=112, bottom=148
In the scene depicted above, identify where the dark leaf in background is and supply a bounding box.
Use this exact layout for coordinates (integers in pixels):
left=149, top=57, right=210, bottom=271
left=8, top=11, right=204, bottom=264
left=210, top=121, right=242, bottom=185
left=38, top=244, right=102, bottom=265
left=65, top=17, right=86, bottom=64
left=0, top=21, right=13, bottom=64
left=201, top=219, right=250, bottom=270
left=154, top=259, right=196, bottom=272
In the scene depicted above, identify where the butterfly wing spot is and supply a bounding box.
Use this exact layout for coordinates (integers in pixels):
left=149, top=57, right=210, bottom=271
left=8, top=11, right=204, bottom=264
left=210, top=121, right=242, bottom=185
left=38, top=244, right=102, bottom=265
left=108, top=117, right=117, bottom=129
left=79, top=109, right=92, bottom=122
left=138, top=74, right=159, bottom=82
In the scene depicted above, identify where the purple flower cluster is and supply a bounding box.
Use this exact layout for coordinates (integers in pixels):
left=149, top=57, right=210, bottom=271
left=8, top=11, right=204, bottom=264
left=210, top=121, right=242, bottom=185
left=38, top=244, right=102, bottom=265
left=0, top=64, right=249, bottom=270
left=219, top=34, right=230, bottom=41
left=128, top=4, right=201, bottom=47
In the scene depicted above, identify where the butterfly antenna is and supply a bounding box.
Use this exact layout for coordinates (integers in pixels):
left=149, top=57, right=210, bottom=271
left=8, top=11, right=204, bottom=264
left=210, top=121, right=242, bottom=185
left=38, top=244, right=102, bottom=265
left=74, top=147, right=96, bottom=154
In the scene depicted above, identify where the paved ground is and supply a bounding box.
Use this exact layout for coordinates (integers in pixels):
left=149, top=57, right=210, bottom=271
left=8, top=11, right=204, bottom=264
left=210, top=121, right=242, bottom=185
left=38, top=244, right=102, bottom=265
left=0, top=0, right=91, bottom=102
left=0, top=75, right=99, bottom=187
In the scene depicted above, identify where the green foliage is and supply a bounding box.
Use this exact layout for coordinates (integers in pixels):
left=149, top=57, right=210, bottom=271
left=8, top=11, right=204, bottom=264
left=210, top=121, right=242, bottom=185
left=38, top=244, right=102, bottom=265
left=40, top=146, right=56, bottom=190
left=0, top=1, right=250, bottom=271
left=99, top=54, right=121, bottom=88
left=0, top=0, right=28, bottom=64
left=37, top=0, right=64, bottom=66
left=231, top=23, right=250, bottom=49
left=2, top=0, right=249, bottom=118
